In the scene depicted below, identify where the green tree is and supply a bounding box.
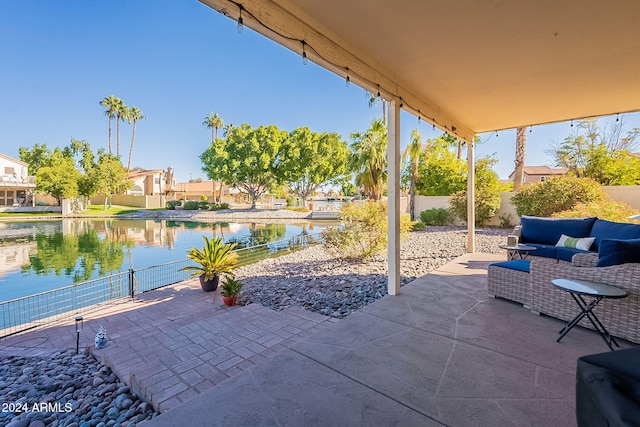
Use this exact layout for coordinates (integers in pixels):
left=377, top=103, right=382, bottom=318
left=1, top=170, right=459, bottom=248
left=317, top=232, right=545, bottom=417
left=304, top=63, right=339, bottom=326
left=115, top=100, right=127, bottom=157
left=35, top=148, right=81, bottom=204
left=100, top=95, right=120, bottom=154
left=449, top=156, right=503, bottom=226
left=200, top=124, right=287, bottom=209
left=203, top=112, right=224, bottom=141
left=280, top=127, right=349, bottom=207
left=415, top=136, right=466, bottom=196
left=126, top=106, right=146, bottom=173
left=19, top=143, right=52, bottom=175
left=552, top=118, right=640, bottom=183
left=203, top=113, right=225, bottom=201
left=401, top=128, right=423, bottom=220
left=350, top=119, right=387, bottom=201
left=93, top=151, right=132, bottom=210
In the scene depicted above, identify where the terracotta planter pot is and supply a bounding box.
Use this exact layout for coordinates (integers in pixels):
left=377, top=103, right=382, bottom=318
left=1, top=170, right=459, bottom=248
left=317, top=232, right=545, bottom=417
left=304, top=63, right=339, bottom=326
left=222, top=296, right=237, bottom=306
left=199, top=275, right=220, bottom=292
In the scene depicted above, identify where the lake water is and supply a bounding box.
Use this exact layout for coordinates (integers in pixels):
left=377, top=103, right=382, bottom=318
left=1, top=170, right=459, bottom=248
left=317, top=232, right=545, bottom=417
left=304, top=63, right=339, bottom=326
left=0, top=219, right=325, bottom=302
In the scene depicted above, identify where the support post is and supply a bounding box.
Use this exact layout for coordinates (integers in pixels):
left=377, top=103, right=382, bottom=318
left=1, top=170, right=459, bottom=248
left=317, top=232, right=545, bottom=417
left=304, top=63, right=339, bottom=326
left=388, top=99, right=401, bottom=295
left=466, top=138, right=475, bottom=253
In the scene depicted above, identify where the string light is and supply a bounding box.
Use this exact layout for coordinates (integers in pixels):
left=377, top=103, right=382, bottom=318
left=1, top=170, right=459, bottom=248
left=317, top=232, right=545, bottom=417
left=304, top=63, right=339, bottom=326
left=399, top=98, right=403, bottom=108
left=616, top=113, right=620, bottom=123
left=570, top=120, right=574, bottom=128
left=529, top=126, right=533, bottom=133
left=345, top=68, right=350, bottom=87
left=432, top=120, right=436, bottom=131
left=418, top=111, right=422, bottom=123
left=302, top=41, right=308, bottom=65
left=495, top=131, right=499, bottom=138
left=376, top=84, right=381, bottom=98
left=236, top=7, right=244, bottom=34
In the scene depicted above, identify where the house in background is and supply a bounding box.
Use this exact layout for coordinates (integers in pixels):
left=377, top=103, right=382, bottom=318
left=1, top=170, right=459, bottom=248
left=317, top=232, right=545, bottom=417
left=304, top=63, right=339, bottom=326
left=508, top=166, right=567, bottom=185
left=0, top=153, right=36, bottom=207
left=127, top=167, right=176, bottom=197
left=174, top=180, right=228, bottom=202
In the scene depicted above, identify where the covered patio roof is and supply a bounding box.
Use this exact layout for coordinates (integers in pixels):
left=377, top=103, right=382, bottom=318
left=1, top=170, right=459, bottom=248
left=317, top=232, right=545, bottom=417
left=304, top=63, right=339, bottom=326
left=200, top=0, right=640, bottom=142
left=199, top=0, right=640, bottom=295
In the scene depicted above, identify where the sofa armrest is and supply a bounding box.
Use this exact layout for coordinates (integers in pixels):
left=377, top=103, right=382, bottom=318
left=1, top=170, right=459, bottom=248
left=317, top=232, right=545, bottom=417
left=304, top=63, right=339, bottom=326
left=529, top=260, right=640, bottom=343
left=572, top=252, right=599, bottom=267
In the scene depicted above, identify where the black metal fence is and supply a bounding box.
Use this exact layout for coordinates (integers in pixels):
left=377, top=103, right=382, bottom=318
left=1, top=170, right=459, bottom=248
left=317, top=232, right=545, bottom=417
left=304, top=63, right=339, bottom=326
left=0, top=233, right=322, bottom=339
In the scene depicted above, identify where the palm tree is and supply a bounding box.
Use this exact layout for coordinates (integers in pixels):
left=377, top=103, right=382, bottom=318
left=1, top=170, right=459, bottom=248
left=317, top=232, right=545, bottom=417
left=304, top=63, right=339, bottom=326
left=100, top=95, right=119, bottom=154
left=203, top=113, right=224, bottom=141
left=402, top=128, right=423, bottom=220
left=513, top=127, right=527, bottom=191
left=203, top=113, right=225, bottom=202
left=115, top=100, right=127, bottom=157
left=350, top=119, right=388, bottom=201
left=126, top=106, right=146, bottom=173
left=366, top=92, right=387, bottom=126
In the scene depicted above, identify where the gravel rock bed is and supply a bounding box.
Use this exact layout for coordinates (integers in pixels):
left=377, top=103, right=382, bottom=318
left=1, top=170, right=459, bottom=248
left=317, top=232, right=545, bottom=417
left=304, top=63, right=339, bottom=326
left=235, top=226, right=510, bottom=318
left=1, top=350, right=158, bottom=427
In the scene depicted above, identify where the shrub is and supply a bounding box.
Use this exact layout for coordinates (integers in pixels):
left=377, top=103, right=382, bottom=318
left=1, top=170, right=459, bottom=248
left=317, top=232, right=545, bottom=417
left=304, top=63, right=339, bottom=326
left=183, top=201, right=200, bottom=210
left=510, top=176, right=604, bottom=217
left=322, top=201, right=411, bottom=260
left=198, top=201, right=210, bottom=210
left=499, top=213, right=514, bottom=229
left=411, top=221, right=427, bottom=231
left=166, top=200, right=182, bottom=210
left=419, top=208, right=452, bottom=226
left=553, top=200, right=639, bottom=223
left=208, top=202, right=229, bottom=211
left=449, top=188, right=501, bottom=226
left=200, top=195, right=209, bottom=201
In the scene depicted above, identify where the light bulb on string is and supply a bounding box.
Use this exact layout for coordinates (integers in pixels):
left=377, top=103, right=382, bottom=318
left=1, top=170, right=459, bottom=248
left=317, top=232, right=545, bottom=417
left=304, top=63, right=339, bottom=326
left=417, top=111, right=422, bottom=123
left=345, top=68, right=351, bottom=87
left=616, top=113, right=620, bottom=123
left=495, top=131, right=499, bottom=138
left=376, top=84, right=381, bottom=98
left=302, top=42, right=308, bottom=65
left=237, top=8, right=244, bottom=34
left=570, top=120, right=574, bottom=128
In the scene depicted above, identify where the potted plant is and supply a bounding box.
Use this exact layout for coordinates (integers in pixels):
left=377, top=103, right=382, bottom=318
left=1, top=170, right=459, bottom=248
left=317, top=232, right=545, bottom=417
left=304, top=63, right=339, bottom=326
left=220, top=276, right=244, bottom=306
left=181, top=236, right=238, bottom=292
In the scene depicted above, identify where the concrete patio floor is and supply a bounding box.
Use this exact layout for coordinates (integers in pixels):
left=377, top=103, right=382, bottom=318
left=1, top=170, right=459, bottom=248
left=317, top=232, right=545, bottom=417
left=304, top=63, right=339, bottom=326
left=2, top=253, right=635, bottom=426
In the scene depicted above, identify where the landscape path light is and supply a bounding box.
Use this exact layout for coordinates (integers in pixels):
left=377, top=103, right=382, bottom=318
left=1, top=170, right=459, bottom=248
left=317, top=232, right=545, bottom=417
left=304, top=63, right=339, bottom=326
left=75, top=316, right=83, bottom=354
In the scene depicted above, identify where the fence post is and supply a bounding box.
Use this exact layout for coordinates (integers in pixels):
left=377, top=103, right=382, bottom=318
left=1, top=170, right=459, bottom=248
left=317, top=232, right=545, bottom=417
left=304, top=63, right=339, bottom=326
left=129, top=268, right=135, bottom=298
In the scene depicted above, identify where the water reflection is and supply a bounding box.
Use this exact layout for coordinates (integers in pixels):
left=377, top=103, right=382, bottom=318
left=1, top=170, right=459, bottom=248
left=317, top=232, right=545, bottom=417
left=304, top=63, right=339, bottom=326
left=0, top=219, right=323, bottom=301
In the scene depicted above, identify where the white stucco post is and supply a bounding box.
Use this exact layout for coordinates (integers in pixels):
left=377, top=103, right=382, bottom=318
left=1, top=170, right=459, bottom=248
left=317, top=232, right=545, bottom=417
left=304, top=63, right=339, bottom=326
left=388, top=99, right=401, bottom=295
left=466, top=138, right=475, bottom=253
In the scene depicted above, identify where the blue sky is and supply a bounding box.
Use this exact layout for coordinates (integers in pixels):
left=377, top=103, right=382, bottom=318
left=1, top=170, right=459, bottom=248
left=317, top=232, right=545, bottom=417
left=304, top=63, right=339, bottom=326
left=1, top=1, right=639, bottom=182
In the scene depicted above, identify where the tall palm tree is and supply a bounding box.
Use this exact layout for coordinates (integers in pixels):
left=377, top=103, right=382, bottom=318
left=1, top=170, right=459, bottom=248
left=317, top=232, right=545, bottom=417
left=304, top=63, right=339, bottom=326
left=203, top=113, right=224, bottom=141
left=203, top=113, right=225, bottom=201
left=366, top=92, right=387, bottom=126
left=402, top=128, right=423, bottom=220
left=100, top=95, right=119, bottom=154
left=350, top=119, right=388, bottom=201
left=513, top=127, right=527, bottom=191
left=126, top=106, right=146, bottom=173
left=115, top=100, right=127, bottom=157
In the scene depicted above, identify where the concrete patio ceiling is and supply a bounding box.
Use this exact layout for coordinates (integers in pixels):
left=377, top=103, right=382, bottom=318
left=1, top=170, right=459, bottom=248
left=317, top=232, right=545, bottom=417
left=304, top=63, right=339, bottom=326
left=200, top=0, right=640, bottom=142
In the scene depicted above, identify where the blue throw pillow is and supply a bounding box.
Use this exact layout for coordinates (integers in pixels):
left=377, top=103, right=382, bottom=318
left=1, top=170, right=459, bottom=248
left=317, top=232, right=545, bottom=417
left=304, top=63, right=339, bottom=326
left=520, top=216, right=596, bottom=246
left=596, top=238, right=640, bottom=267
left=590, top=219, right=640, bottom=251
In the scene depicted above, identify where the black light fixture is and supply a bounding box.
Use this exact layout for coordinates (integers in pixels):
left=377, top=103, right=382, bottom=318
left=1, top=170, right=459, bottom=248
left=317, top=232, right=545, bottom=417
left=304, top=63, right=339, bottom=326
left=302, top=42, right=308, bottom=65
left=237, top=7, right=244, bottom=34
left=75, top=316, right=84, bottom=354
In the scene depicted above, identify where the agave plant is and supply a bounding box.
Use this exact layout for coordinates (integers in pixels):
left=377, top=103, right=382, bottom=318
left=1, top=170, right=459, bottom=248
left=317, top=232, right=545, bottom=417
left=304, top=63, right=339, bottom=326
left=182, top=236, right=239, bottom=282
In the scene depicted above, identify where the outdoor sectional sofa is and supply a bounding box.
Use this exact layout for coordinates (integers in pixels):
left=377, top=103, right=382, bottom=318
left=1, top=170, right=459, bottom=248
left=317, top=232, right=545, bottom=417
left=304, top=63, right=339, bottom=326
left=488, top=216, right=640, bottom=344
